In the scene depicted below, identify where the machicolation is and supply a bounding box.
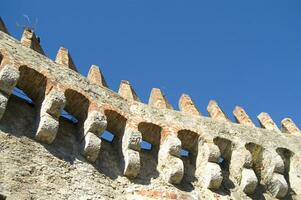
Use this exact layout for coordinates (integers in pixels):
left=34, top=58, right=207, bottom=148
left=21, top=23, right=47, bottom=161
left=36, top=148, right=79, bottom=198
left=0, top=17, right=300, bottom=200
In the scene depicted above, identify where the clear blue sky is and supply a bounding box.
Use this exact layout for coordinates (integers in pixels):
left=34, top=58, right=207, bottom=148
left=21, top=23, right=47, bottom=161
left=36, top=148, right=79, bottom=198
left=2, top=0, right=301, bottom=129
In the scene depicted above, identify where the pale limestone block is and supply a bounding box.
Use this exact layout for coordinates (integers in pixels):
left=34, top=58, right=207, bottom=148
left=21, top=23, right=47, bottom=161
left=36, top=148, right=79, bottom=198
left=233, top=106, right=255, bottom=127
left=123, top=149, right=140, bottom=178
left=257, top=112, right=280, bottom=132
left=178, top=94, right=201, bottom=116
left=35, top=114, right=59, bottom=144
left=164, top=135, right=181, bottom=157
left=87, top=65, right=108, bottom=87
left=281, top=118, right=300, bottom=135
left=202, top=162, right=223, bottom=190
left=164, top=156, right=184, bottom=184
left=267, top=173, right=288, bottom=199
left=80, top=132, right=101, bottom=163
left=148, top=88, right=173, bottom=109
left=289, top=154, right=301, bottom=196
left=122, top=127, right=142, bottom=151
left=230, top=147, right=253, bottom=182
left=55, top=47, right=76, bottom=71
left=197, top=143, right=221, bottom=164
left=41, top=90, right=65, bottom=119
left=259, top=150, right=288, bottom=198
left=0, top=92, right=8, bottom=119
left=118, top=80, right=140, bottom=101
left=240, top=169, right=258, bottom=194
left=0, top=64, right=19, bottom=95
left=196, top=141, right=223, bottom=190
left=158, top=135, right=184, bottom=184
left=207, top=100, right=228, bottom=122
left=84, top=111, right=107, bottom=135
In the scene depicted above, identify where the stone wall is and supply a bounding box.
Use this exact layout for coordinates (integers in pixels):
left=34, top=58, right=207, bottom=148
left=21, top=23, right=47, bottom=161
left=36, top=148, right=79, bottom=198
left=0, top=18, right=300, bottom=199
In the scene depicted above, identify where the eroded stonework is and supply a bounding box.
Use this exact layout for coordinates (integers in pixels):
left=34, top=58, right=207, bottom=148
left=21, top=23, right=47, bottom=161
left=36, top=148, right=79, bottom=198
left=0, top=18, right=300, bottom=200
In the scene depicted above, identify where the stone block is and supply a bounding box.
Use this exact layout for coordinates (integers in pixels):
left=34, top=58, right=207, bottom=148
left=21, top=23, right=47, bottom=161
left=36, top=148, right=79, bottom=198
left=0, top=92, right=8, bottom=119
left=41, top=90, right=65, bottom=119
left=122, top=127, right=141, bottom=151
left=123, top=149, right=140, bottom=178
left=84, top=111, right=107, bottom=135
left=257, top=112, right=280, bottom=132
left=267, top=173, right=288, bottom=198
left=233, top=106, right=255, bottom=127
left=202, top=162, right=223, bottom=190
left=87, top=65, right=108, bottom=87
left=281, top=118, right=300, bottom=135
left=0, top=64, right=19, bottom=95
left=80, top=132, right=101, bottom=163
left=178, top=94, right=201, bottom=116
left=207, top=100, right=228, bottom=122
left=118, top=80, right=140, bottom=101
left=35, top=114, right=59, bottom=144
left=240, top=168, right=258, bottom=194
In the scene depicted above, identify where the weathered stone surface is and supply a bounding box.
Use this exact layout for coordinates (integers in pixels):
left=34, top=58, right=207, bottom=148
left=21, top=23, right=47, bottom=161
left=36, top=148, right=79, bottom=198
left=257, top=112, right=280, bottom=132
left=178, top=94, right=201, bottom=116
left=196, top=141, right=223, bottom=190
left=229, top=146, right=257, bottom=194
left=123, top=149, right=140, bottom=178
left=240, top=168, right=258, bottom=194
left=84, top=111, right=107, bottom=136
left=202, top=162, right=223, bottom=190
left=207, top=100, right=229, bottom=122
left=233, top=106, right=255, bottom=127
left=121, top=124, right=142, bottom=178
left=158, top=135, right=184, bottom=184
left=80, top=131, right=101, bottom=163
left=55, top=47, right=77, bottom=71
left=281, top=117, right=300, bottom=135
left=87, top=64, right=108, bottom=87
left=0, top=92, right=8, bottom=119
left=0, top=64, right=20, bottom=95
left=0, top=20, right=300, bottom=199
left=118, top=80, right=140, bottom=102
left=35, top=113, right=59, bottom=144
left=20, top=28, right=45, bottom=55
left=149, top=88, right=173, bottom=109
left=41, top=90, right=65, bottom=119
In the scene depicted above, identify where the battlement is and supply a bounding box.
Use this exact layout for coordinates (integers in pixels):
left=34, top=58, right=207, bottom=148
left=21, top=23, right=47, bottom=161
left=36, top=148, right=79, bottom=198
left=0, top=18, right=300, bottom=199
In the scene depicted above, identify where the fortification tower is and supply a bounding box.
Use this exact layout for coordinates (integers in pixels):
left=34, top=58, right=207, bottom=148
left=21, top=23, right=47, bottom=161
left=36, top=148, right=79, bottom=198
left=0, top=18, right=300, bottom=200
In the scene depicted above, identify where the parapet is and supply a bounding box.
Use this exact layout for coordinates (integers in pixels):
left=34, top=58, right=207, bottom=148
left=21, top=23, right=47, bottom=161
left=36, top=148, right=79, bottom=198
left=0, top=18, right=300, bottom=199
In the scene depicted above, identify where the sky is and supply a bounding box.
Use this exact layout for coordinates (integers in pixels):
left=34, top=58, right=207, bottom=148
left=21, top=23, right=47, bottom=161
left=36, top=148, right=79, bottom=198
left=2, top=0, right=301, bottom=130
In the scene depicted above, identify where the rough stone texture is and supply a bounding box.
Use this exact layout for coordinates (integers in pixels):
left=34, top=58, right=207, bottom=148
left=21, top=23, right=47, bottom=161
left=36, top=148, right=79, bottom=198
left=80, top=131, right=102, bottom=163
left=257, top=112, right=280, bottom=132
left=196, top=141, right=223, bottom=190
left=55, top=47, right=77, bottom=71
left=281, top=117, right=300, bottom=135
left=0, top=64, right=20, bottom=95
left=0, top=22, right=301, bottom=199
left=149, top=88, right=173, bottom=109
left=35, top=113, right=59, bottom=144
left=87, top=64, right=108, bottom=87
left=83, top=111, right=107, bottom=137
left=0, top=92, right=8, bottom=119
left=178, top=94, right=201, bottom=116
left=20, top=28, right=45, bottom=55
left=118, top=80, right=140, bottom=102
left=233, top=106, right=255, bottom=127
left=229, top=146, right=258, bottom=194
left=158, top=135, right=184, bottom=184
left=207, top=100, right=229, bottom=122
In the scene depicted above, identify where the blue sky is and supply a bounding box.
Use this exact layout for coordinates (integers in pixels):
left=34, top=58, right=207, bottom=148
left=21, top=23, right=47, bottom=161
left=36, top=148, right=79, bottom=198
left=2, top=0, right=301, bottom=129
